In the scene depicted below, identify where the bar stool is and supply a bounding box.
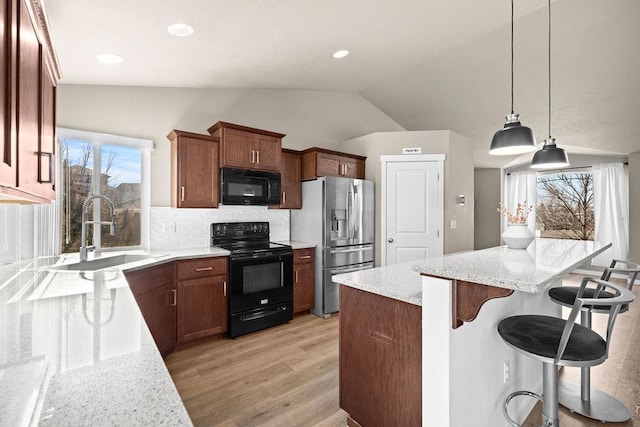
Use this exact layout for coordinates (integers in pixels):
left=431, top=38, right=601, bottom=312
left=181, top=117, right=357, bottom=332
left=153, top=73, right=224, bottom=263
left=548, top=259, right=639, bottom=422
left=498, top=278, right=635, bottom=427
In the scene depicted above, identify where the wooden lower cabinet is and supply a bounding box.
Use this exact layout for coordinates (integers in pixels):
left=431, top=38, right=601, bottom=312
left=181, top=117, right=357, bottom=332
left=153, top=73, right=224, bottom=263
left=125, top=256, right=229, bottom=357
left=176, top=257, right=228, bottom=344
left=293, top=247, right=314, bottom=314
left=339, top=285, right=422, bottom=427
left=125, top=262, right=177, bottom=357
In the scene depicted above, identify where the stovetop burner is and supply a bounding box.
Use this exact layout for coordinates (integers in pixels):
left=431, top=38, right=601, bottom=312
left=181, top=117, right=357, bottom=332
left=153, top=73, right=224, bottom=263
left=210, top=222, right=291, bottom=254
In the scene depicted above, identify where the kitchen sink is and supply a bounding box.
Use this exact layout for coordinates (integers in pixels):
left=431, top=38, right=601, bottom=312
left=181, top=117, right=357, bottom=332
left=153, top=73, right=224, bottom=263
left=48, top=254, right=153, bottom=271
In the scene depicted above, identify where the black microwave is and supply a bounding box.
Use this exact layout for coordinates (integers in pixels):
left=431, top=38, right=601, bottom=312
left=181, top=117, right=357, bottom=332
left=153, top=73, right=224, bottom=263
left=220, top=168, right=281, bottom=205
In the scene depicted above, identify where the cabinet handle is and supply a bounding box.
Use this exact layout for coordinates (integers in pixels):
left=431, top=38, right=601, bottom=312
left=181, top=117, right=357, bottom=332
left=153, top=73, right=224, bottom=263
left=256, top=150, right=260, bottom=164
left=39, top=152, right=54, bottom=183
left=299, top=255, right=311, bottom=259
left=195, top=267, right=213, bottom=272
left=171, top=289, right=177, bottom=306
left=223, top=281, right=227, bottom=297
left=251, top=150, right=255, bottom=164
left=181, top=186, right=185, bottom=202
left=282, top=192, right=286, bottom=205
left=295, top=270, right=298, bottom=283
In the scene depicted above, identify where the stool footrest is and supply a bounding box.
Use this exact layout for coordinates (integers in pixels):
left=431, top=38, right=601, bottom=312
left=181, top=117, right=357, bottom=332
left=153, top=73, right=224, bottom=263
left=503, top=390, right=543, bottom=427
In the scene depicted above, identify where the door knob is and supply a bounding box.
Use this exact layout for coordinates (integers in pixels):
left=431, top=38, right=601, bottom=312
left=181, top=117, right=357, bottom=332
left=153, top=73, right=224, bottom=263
left=388, top=238, right=394, bottom=243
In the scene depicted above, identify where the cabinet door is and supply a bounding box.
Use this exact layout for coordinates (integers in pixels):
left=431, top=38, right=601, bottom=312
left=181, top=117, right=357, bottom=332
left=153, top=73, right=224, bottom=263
left=177, top=275, right=228, bottom=344
left=37, top=62, right=55, bottom=197
left=316, top=152, right=341, bottom=177
left=293, top=248, right=314, bottom=314
left=0, top=0, right=16, bottom=187
left=125, top=262, right=177, bottom=357
left=221, top=127, right=255, bottom=169
left=15, top=0, right=40, bottom=195
left=175, top=135, right=218, bottom=208
left=341, top=157, right=365, bottom=179
left=252, top=134, right=281, bottom=171
left=278, top=151, right=301, bottom=209
left=135, top=282, right=177, bottom=357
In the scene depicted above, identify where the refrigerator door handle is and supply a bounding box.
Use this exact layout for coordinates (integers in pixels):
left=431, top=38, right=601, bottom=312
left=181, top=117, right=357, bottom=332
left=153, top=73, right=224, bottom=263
left=330, top=265, right=372, bottom=275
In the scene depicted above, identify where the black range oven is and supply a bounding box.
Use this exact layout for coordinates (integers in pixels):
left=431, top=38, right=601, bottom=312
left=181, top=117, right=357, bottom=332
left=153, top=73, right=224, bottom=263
left=211, top=222, right=293, bottom=338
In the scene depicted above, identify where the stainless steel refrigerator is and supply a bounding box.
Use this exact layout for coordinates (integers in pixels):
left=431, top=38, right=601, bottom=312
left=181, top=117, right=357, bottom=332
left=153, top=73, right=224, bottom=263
left=290, top=176, right=375, bottom=317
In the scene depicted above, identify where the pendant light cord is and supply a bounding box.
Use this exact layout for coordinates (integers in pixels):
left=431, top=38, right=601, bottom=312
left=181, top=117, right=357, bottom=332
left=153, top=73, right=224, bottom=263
left=510, top=0, right=514, bottom=114
left=548, top=0, right=552, bottom=140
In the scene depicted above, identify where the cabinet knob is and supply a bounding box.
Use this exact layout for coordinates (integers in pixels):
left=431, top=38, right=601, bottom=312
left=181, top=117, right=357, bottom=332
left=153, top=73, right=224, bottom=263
left=388, top=238, right=394, bottom=243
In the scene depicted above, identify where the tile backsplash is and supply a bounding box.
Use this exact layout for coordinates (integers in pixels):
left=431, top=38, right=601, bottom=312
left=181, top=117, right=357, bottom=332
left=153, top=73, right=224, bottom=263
left=150, top=206, right=290, bottom=250
left=0, top=202, right=58, bottom=265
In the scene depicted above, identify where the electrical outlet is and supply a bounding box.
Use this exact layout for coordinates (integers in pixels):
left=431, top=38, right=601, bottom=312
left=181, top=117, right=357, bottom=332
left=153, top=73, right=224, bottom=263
left=503, top=359, right=510, bottom=383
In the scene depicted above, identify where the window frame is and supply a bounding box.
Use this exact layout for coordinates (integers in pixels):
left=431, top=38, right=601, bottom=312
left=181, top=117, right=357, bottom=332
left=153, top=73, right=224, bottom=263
left=56, top=127, right=153, bottom=253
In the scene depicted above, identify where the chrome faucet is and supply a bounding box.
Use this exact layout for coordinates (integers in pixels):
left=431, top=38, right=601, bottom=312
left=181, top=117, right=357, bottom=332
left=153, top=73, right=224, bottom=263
left=80, top=194, right=117, bottom=262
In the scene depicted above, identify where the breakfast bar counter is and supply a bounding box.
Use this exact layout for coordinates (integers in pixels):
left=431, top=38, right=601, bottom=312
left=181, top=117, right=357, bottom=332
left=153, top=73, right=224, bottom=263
left=332, top=238, right=611, bottom=426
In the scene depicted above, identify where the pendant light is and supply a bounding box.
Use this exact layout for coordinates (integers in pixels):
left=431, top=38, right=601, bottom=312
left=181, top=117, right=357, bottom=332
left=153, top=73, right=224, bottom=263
left=531, top=0, right=569, bottom=169
left=489, top=0, right=537, bottom=156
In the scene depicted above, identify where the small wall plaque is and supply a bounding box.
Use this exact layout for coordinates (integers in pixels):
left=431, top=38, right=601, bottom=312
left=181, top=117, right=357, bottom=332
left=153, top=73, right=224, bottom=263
left=402, top=147, right=422, bottom=154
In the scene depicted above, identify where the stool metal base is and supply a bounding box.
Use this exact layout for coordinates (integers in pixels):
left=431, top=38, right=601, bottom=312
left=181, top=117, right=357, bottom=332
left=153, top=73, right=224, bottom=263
left=558, top=382, right=631, bottom=423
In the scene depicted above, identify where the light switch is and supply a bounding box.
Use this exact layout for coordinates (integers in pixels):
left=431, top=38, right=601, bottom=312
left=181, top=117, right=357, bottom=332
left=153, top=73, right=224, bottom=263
left=450, top=220, right=457, bottom=230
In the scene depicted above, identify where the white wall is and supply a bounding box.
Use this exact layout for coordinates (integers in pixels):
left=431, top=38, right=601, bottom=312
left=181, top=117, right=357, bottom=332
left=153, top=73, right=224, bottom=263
left=630, top=152, right=640, bottom=263
left=56, top=85, right=405, bottom=207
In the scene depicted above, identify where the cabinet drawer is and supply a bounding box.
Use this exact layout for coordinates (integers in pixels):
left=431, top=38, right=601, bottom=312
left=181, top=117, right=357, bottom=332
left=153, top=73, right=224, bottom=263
left=126, top=262, right=175, bottom=297
left=294, top=248, right=315, bottom=264
left=177, top=257, right=228, bottom=280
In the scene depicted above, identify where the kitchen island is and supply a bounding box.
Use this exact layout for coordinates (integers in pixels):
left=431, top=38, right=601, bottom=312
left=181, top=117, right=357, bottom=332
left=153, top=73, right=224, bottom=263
left=332, top=238, right=611, bottom=427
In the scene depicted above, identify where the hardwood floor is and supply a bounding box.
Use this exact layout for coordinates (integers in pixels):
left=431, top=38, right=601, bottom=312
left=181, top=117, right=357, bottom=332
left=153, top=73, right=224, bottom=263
left=165, top=314, right=347, bottom=426
left=166, top=274, right=640, bottom=426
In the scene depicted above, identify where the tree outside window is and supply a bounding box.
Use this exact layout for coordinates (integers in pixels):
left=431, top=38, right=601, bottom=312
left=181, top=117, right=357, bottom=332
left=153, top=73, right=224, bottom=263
left=61, top=138, right=142, bottom=253
left=536, top=172, right=594, bottom=240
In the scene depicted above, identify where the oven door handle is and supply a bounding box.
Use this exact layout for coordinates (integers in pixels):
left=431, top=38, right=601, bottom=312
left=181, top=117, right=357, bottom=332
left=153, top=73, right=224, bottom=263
left=231, top=251, right=291, bottom=261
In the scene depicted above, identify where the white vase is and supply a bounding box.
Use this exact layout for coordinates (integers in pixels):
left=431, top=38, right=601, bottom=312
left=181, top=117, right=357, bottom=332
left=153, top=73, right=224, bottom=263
left=502, top=224, right=535, bottom=249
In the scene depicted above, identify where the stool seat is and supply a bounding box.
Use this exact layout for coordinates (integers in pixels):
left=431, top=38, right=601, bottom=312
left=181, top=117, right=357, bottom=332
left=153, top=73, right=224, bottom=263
left=548, top=286, right=628, bottom=313
left=498, top=315, right=606, bottom=366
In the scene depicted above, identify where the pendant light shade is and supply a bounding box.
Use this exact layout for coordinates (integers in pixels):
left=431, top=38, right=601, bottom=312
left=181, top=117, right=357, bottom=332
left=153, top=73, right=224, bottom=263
left=530, top=0, right=570, bottom=169
left=531, top=138, right=569, bottom=169
left=489, top=0, right=537, bottom=156
left=490, top=113, right=537, bottom=155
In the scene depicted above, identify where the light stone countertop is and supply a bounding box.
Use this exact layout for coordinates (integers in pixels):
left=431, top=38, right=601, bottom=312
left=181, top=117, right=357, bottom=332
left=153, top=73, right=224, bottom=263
left=0, top=247, right=234, bottom=426
left=332, top=239, right=611, bottom=306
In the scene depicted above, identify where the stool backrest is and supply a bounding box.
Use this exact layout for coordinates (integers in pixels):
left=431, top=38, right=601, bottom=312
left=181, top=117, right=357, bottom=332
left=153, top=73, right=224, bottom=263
left=555, top=278, right=635, bottom=364
left=601, top=259, right=640, bottom=290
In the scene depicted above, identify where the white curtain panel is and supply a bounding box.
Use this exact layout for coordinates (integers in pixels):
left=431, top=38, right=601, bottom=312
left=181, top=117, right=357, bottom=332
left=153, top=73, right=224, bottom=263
left=506, top=171, right=537, bottom=234
left=592, top=163, right=629, bottom=266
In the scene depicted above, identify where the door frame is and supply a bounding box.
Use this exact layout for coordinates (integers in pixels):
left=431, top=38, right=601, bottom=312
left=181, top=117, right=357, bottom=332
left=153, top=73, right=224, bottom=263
left=380, top=154, right=445, bottom=266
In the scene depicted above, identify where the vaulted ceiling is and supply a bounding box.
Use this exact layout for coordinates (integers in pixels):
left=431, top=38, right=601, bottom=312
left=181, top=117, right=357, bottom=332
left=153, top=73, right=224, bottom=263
left=44, top=0, right=640, bottom=168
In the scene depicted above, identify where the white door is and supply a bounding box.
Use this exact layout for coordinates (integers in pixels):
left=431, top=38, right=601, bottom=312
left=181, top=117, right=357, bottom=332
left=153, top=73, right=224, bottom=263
left=383, top=157, right=443, bottom=265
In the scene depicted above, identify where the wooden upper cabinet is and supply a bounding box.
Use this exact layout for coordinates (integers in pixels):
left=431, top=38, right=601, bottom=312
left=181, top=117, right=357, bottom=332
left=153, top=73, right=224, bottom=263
left=208, top=121, right=284, bottom=172
left=276, top=149, right=301, bottom=209
left=0, top=0, right=16, bottom=187
left=0, top=0, right=60, bottom=202
left=301, top=148, right=366, bottom=181
left=168, top=130, right=219, bottom=208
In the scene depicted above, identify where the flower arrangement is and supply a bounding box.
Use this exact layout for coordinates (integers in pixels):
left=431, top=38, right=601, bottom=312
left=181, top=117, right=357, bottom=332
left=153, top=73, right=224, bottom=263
left=498, top=202, right=533, bottom=225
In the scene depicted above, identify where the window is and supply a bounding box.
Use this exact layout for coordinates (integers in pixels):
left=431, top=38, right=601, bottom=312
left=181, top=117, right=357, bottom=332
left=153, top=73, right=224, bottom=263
left=58, top=128, right=152, bottom=253
left=536, top=172, right=594, bottom=240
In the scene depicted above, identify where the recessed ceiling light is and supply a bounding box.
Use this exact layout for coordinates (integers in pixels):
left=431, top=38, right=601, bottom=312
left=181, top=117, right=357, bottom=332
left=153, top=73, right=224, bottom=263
left=96, top=53, right=124, bottom=64
left=333, top=50, right=349, bottom=59
left=167, top=23, right=195, bottom=37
